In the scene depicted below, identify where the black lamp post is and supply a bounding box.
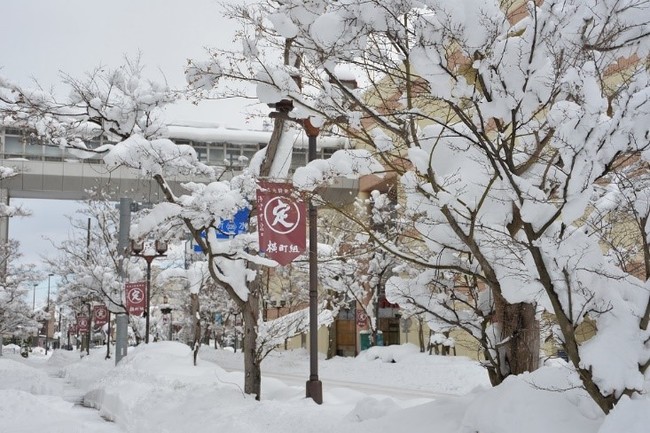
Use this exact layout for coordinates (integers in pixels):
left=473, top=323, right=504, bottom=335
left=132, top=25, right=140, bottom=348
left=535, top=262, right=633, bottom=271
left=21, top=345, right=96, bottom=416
left=131, top=239, right=168, bottom=344
left=268, top=76, right=358, bottom=405
left=303, top=119, right=324, bottom=404
left=268, top=97, right=323, bottom=404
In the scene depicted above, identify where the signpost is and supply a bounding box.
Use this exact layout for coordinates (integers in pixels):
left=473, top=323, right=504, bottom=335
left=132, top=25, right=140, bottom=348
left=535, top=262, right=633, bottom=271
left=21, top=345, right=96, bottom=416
left=125, top=282, right=147, bottom=316
left=77, top=316, right=89, bottom=333
left=93, top=305, right=109, bottom=327
left=257, top=181, right=306, bottom=266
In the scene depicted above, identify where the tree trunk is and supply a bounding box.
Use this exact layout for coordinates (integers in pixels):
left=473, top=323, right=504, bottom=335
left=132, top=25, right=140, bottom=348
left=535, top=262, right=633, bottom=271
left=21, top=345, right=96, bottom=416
left=494, top=293, right=540, bottom=376
left=191, top=293, right=201, bottom=366
left=418, top=317, right=425, bottom=352
left=242, top=293, right=261, bottom=400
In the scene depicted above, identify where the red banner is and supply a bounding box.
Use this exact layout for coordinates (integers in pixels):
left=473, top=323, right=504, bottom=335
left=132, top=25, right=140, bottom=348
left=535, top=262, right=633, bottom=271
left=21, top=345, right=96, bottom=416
left=77, top=316, right=89, bottom=333
left=125, top=281, right=147, bottom=316
left=93, top=305, right=109, bottom=327
left=257, top=181, right=306, bottom=266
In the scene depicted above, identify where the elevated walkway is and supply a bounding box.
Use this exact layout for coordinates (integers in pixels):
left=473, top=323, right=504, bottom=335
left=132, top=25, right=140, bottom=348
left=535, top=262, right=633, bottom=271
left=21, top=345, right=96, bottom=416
left=0, top=158, right=213, bottom=202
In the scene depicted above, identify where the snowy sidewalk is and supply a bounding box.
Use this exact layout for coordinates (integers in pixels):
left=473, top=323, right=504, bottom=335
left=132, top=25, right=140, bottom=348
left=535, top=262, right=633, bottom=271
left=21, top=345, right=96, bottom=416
left=0, top=349, right=124, bottom=433
left=3, top=342, right=643, bottom=433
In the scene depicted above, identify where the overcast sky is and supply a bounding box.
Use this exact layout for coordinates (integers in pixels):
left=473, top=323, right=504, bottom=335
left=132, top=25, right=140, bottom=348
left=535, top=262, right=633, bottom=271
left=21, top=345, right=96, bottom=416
left=1, top=0, right=259, bottom=299
left=0, top=0, right=261, bottom=127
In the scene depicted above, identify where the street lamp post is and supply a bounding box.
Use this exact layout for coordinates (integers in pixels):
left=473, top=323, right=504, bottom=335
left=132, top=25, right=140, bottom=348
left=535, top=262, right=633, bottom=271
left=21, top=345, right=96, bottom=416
left=268, top=76, right=358, bottom=405
left=45, top=273, right=53, bottom=355
left=131, top=240, right=168, bottom=344
left=160, top=296, right=173, bottom=341
left=85, top=301, right=91, bottom=355
left=58, top=307, right=62, bottom=349
left=303, top=120, right=323, bottom=404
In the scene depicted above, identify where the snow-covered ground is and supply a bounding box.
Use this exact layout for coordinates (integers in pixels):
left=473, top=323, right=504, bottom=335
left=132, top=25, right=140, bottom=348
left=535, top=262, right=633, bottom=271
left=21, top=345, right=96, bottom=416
left=1, top=342, right=647, bottom=433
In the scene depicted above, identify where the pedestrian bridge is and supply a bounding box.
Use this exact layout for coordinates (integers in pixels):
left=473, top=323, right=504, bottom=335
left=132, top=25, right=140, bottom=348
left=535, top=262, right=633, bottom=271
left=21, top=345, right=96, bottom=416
left=0, top=122, right=348, bottom=201
left=0, top=158, right=207, bottom=202
left=0, top=122, right=349, bottom=241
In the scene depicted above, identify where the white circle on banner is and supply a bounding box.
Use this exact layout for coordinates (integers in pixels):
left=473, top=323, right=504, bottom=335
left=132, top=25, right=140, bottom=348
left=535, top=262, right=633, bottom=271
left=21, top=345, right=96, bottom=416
left=128, top=287, right=145, bottom=303
left=263, top=196, right=302, bottom=235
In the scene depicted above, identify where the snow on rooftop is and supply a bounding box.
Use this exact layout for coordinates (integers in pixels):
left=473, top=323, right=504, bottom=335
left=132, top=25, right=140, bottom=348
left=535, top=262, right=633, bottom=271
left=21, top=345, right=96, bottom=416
left=167, top=123, right=349, bottom=149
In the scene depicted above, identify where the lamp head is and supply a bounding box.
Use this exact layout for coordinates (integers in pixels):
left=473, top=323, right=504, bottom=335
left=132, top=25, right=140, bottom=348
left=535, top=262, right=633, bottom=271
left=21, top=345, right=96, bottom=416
left=131, top=240, right=144, bottom=255
left=155, top=240, right=168, bottom=255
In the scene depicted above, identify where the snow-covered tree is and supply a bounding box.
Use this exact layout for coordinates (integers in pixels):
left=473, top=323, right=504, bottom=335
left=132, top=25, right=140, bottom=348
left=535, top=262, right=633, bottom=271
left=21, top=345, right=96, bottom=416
left=187, top=0, right=650, bottom=413
left=0, top=241, right=41, bottom=344
left=48, top=196, right=124, bottom=304
left=5, top=58, right=299, bottom=399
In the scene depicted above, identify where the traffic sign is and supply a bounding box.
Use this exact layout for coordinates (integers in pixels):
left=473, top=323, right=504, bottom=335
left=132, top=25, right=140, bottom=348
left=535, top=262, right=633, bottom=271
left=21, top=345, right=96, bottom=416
left=194, top=207, right=250, bottom=252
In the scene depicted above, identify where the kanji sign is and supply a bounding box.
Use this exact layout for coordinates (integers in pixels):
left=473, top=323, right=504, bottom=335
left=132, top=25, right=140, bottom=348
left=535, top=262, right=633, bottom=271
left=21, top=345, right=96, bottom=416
left=93, top=305, right=109, bottom=327
left=78, top=316, right=89, bottom=333
left=125, top=281, right=147, bottom=316
left=257, top=181, right=306, bottom=265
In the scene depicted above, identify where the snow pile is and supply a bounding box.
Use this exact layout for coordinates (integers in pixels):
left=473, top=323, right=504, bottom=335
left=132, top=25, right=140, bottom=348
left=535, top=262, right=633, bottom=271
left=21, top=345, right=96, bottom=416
left=0, top=344, right=648, bottom=433
left=359, top=343, right=421, bottom=363
left=598, top=396, right=650, bottom=433
left=460, top=366, right=603, bottom=433
left=0, top=357, right=62, bottom=395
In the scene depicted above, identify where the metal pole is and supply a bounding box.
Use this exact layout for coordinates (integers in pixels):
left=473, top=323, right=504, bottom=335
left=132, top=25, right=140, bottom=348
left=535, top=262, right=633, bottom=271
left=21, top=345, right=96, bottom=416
left=168, top=311, right=173, bottom=341
left=305, top=128, right=323, bottom=404
left=106, top=312, right=111, bottom=359
left=233, top=312, right=238, bottom=353
left=115, top=198, right=131, bottom=365
left=45, top=275, right=51, bottom=355
left=145, top=259, right=152, bottom=344
left=32, top=284, right=36, bottom=311
left=86, top=303, right=91, bottom=355
left=58, top=308, right=62, bottom=349
left=115, top=314, right=128, bottom=362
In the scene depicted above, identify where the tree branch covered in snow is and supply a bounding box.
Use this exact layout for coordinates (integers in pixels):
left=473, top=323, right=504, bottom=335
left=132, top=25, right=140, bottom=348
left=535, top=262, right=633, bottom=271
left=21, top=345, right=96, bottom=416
left=189, top=0, right=650, bottom=413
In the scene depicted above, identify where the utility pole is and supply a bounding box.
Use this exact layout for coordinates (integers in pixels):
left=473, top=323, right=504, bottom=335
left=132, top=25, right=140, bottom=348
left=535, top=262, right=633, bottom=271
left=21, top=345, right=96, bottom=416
left=45, top=273, right=53, bottom=355
left=115, top=198, right=132, bottom=365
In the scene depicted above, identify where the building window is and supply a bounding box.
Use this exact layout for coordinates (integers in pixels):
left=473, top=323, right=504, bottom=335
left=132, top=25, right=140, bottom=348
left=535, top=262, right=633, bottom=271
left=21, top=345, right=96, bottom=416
left=207, top=143, right=224, bottom=164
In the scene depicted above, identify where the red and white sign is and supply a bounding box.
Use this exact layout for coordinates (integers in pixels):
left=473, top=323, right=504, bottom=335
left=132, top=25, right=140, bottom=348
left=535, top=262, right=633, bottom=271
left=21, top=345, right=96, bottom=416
left=77, top=316, right=89, bottom=333
left=125, top=281, right=147, bottom=316
left=356, top=310, right=368, bottom=326
left=257, top=181, right=306, bottom=266
left=93, top=305, right=109, bottom=327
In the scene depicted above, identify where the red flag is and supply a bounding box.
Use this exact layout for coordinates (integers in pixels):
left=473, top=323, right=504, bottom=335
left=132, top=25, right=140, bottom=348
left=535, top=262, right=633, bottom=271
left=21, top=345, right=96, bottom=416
left=125, top=281, right=147, bottom=316
left=77, top=316, right=89, bottom=333
left=93, top=305, right=109, bottom=327
left=257, top=181, right=306, bottom=266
